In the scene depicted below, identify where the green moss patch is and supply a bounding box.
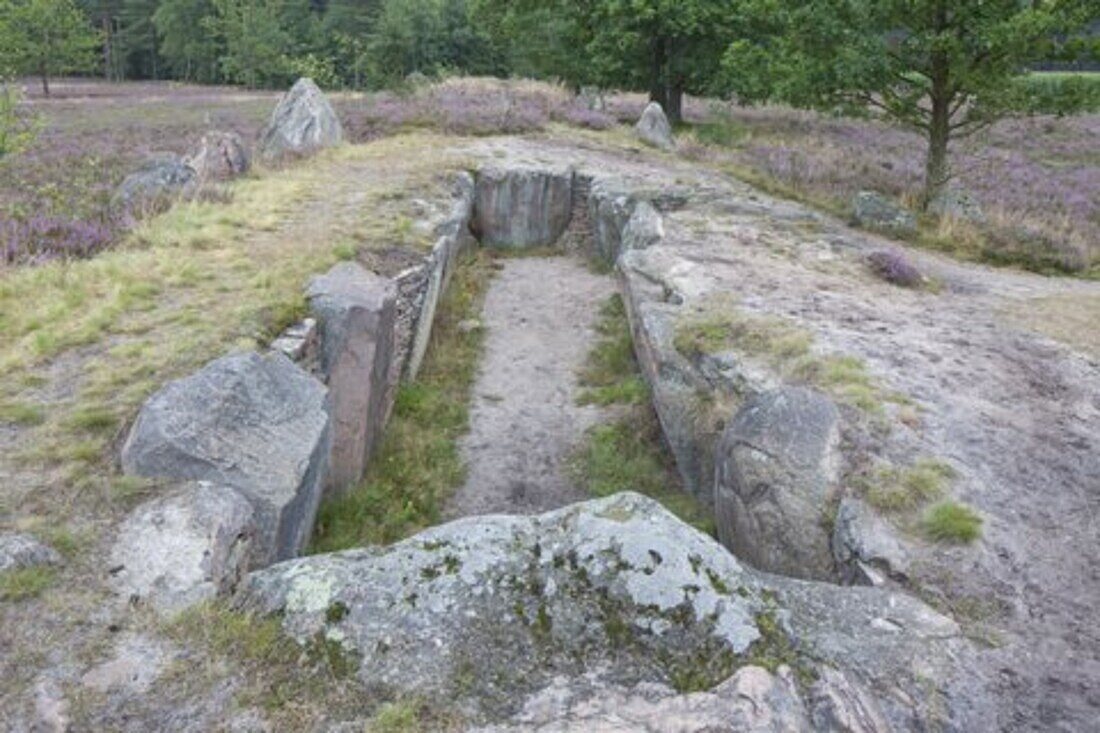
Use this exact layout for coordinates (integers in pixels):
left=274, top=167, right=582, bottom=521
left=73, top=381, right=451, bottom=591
left=577, top=295, right=649, bottom=407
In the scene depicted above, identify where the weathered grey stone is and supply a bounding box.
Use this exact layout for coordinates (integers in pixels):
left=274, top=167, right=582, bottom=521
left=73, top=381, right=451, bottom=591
left=635, top=102, right=674, bottom=151
left=472, top=166, right=573, bottom=248
left=257, top=78, right=344, bottom=163
left=269, top=317, right=318, bottom=364
left=621, top=200, right=664, bottom=251
left=588, top=179, right=635, bottom=263
left=121, top=351, right=331, bottom=564
left=833, top=497, right=910, bottom=586
left=109, top=481, right=256, bottom=613
left=81, top=633, right=178, bottom=696
left=308, top=263, right=397, bottom=494
left=715, top=387, right=841, bottom=581
left=578, top=86, right=607, bottom=113
left=0, top=532, right=62, bottom=573
left=928, top=186, right=986, bottom=224
left=852, top=191, right=916, bottom=236
left=475, top=666, right=812, bottom=732
left=808, top=666, right=891, bottom=732
left=241, top=493, right=977, bottom=729
left=112, top=154, right=196, bottom=215
left=185, top=130, right=250, bottom=181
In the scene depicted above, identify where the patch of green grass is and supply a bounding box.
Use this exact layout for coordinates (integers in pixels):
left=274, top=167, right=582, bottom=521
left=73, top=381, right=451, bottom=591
left=922, top=502, right=982, bottom=544
left=860, top=458, right=955, bottom=512
left=674, top=304, right=894, bottom=414
left=572, top=415, right=714, bottom=536
left=577, top=295, right=649, bottom=406
left=0, top=567, right=56, bottom=602
left=368, top=701, right=422, bottom=733
left=311, top=252, right=494, bottom=552
left=0, top=401, right=45, bottom=426
left=66, top=405, right=119, bottom=434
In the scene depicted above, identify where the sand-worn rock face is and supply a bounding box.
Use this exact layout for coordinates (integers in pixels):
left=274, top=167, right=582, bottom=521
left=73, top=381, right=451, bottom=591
left=185, top=130, right=250, bottom=181
left=241, top=492, right=980, bottom=728
left=308, top=263, right=397, bottom=494
left=472, top=166, right=574, bottom=248
left=108, top=481, right=255, bottom=613
left=635, top=102, right=674, bottom=150
left=715, top=387, right=841, bottom=581
left=257, top=78, right=344, bottom=163
left=121, top=351, right=330, bottom=564
left=832, top=497, right=911, bottom=586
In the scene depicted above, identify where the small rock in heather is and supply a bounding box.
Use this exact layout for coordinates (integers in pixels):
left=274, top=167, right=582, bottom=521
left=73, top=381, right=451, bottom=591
left=578, top=86, right=607, bottom=113
left=928, top=186, right=986, bottom=225
left=112, top=154, right=196, bottom=216
left=852, top=191, right=917, bottom=236
left=257, top=78, right=344, bottom=163
left=635, top=102, right=674, bottom=150
left=0, top=532, right=62, bottom=572
left=185, top=130, right=251, bottom=181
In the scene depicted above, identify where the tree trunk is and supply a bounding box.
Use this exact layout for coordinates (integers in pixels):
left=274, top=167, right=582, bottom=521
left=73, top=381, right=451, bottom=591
left=922, top=2, right=952, bottom=208
left=648, top=36, right=668, bottom=111
left=40, top=65, right=50, bottom=97
left=666, top=79, right=684, bottom=125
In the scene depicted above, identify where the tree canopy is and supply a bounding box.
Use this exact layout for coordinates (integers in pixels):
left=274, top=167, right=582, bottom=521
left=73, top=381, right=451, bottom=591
left=0, top=0, right=100, bottom=95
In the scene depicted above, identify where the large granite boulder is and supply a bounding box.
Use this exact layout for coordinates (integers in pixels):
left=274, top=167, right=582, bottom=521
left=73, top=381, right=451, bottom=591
left=635, top=102, right=674, bottom=151
left=109, top=481, right=256, bottom=613
left=112, top=154, right=196, bottom=216
left=715, top=387, right=841, bottom=581
left=257, top=78, right=344, bottom=164
left=852, top=191, right=917, bottom=236
left=472, top=166, right=574, bottom=248
left=0, top=532, right=62, bottom=573
left=185, top=131, right=250, bottom=181
left=121, top=351, right=331, bottom=564
left=240, top=492, right=985, bottom=729
left=308, top=263, right=397, bottom=494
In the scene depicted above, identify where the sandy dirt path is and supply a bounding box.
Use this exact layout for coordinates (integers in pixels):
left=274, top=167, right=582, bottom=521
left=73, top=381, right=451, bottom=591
left=447, top=257, right=614, bottom=518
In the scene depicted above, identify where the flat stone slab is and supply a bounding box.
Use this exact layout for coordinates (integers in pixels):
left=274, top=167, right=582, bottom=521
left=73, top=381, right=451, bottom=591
left=0, top=532, right=62, bottom=573
left=121, top=351, right=330, bottom=564
left=473, top=166, right=574, bottom=248
left=109, top=481, right=256, bottom=613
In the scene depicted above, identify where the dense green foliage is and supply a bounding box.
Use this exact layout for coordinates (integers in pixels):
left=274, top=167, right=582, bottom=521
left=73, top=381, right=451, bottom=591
left=720, top=0, right=1099, bottom=203
left=0, top=0, right=100, bottom=95
left=1010, top=71, right=1100, bottom=114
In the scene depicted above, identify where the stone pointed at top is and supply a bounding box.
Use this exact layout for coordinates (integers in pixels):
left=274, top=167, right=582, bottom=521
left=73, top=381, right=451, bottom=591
left=257, top=78, right=344, bottom=164
left=635, top=101, right=674, bottom=151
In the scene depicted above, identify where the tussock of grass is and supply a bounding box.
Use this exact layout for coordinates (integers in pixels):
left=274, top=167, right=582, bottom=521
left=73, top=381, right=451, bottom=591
left=674, top=304, right=893, bottom=414
left=311, top=252, right=493, bottom=552
left=577, top=295, right=649, bottom=406
left=0, top=402, right=45, bottom=426
left=860, top=458, right=956, bottom=512
left=0, top=567, right=55, bottom=602
left=922, top=502, right=983, bottom=544
left=368, top=701, right=422, bottom=733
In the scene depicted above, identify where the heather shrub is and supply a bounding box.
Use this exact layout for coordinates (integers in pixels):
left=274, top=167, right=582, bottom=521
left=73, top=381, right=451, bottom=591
left=866, top=249, right=924, bottom=288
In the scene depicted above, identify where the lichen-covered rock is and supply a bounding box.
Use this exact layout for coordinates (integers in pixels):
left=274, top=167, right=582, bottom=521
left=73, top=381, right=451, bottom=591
left=240, top=493, right=980, bottom=728
left=112, top=154, right=196, bottom=216
left=185, top=130, right=250, bottom=181
left=121, top=351, right=331, bottom=564
left=257, top=78, right=344, bottom=163
left=832, top=497, right=910, bottom=586
left=621, top=200, right=664, bottom=251
left=715, top=387, right=840, bottom=581
left=852, top=191, right=916, bottom=236
left=472, top=166, right=574, bottom=248
left=928, top=186, right=985, bottom=225
left=0, top=532, right=62, bottom=573
left=109, top=481, right=256, bottom=613
left=635, top=102, right=674, bottom=151
left=588, top=179, right=635, bottom=263
left=308, top=263, right=397, bottom=494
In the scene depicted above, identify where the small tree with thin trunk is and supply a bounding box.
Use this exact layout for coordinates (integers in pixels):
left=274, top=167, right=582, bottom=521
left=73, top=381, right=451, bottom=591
left=722, top=0, right=1097, bottom=206
left=0, top=0, right=100, bottom=96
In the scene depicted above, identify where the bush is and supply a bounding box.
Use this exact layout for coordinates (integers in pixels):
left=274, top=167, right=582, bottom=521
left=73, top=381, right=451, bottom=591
left=0, top=83, right=37, bottom=159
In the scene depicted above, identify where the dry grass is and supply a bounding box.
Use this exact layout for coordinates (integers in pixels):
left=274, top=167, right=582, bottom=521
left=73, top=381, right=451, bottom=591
left=999, top=293, right=1100, bottom=360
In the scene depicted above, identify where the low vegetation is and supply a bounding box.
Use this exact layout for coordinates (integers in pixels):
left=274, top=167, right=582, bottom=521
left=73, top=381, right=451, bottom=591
left=673, top=303, right=899, bottom=415
left=922, top=502, right=983, bottom=545
left=573, top=295, right=713, bottom=535
left=311, top=252, right=493, bottom=552
left=858, top=458, right=956, bottom=513
left=0, top=567, right=55, bottom=601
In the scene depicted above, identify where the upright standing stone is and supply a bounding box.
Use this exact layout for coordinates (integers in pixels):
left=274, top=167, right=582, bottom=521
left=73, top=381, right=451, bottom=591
left=635, top=102, right=674, bottom=151
left=185, top=131, right=251, bottom=181
left=472, top=167, right=574, bottom=249
left=257, top=78, right=344, bottom=164
left=308, top=262, right=397, bottom=494
left=121, top=351, right=331, bottom=564
left=714, top=387, right=841, bottom=581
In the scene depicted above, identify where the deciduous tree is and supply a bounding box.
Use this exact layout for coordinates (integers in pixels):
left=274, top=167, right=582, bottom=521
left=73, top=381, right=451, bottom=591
left=0, top=0, right=100, bottom=96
